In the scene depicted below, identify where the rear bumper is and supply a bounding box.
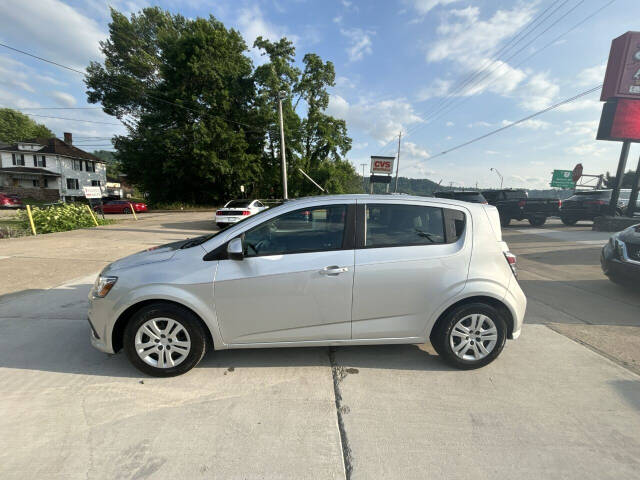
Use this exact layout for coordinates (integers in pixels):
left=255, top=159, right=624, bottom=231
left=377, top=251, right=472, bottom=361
left=504, top=275, right=526, bottom=339
left=215, top=217, right=241, bottom=224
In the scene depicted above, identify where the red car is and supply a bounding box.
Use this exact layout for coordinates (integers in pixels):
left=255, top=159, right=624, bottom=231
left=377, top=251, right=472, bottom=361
left=0, top=193, right=22, bottom=208
left=94, top=200, right=148, bottom=214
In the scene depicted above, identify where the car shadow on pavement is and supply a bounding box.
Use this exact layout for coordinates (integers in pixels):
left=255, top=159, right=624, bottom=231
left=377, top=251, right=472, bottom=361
left=0, top=283, right=453, bottom=378
left=612, top=380, right=640, bottom=411
left=519, top=246, right=604, bottom=266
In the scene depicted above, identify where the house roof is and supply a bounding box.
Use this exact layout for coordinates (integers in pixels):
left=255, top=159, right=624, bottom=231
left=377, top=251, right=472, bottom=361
left=0, top=137, right=105, bottom=163
left=0, top=166, right=61, bottom=177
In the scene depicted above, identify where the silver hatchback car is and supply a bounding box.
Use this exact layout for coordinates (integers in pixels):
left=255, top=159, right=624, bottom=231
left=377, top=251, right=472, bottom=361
left=88, top=195, right=526, bottom=376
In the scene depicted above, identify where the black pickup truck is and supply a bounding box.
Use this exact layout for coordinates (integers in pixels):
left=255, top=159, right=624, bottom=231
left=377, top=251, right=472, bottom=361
left=481, top=189, right=561, bottom=227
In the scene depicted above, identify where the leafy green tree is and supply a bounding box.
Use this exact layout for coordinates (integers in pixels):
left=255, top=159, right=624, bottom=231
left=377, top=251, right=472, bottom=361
left=0, top=108, right=53, bottom=143
left=85, top=7, right=358, bottom=203
left=85, top=8, right=265, bottom=204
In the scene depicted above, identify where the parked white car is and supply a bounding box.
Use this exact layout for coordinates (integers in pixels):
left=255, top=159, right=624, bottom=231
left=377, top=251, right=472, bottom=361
left=88, top=194, right=526, bottom=377
left=215, top=199, right=268, bottom=228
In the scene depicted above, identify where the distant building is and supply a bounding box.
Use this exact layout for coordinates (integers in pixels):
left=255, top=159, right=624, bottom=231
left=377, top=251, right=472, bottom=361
left=0, top=132, right=107, bottom=202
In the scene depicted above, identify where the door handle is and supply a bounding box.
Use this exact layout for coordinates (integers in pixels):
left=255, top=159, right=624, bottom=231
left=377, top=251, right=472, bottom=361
left=320, top=265, right=349, bottom=276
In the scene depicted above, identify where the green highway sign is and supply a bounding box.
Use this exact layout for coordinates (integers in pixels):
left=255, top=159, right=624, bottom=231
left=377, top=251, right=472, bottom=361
left=550, top=169, right=576, bottom=189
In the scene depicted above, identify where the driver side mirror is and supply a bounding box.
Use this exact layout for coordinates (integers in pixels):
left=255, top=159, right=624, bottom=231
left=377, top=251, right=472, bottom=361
left=227, top=237, right=244, bottom=260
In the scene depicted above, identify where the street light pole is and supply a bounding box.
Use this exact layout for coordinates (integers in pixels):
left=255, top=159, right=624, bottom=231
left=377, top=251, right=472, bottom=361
left=278, top=91, right=288, bottom=200
left=394, top=131, right=402, bottom=193
left=361, top=163, right=367, bottom=193
left=490, top=167, right=503, bottom=189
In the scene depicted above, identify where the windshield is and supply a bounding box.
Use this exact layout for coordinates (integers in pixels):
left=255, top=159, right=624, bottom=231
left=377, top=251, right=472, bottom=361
left=225, top=200, right=252, bottom=208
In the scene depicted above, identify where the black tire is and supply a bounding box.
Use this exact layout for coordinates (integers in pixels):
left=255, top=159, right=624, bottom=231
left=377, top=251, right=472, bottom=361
left=216, top=223, right=227, bottom=229
left=500, top=216, right=511, bottom=227
left=528, top=216, right=546, bottom=227
left=123, top=303, right=207, bottom=377
left=431, top=302, right=507, bottom=370
left=561, top=216, right=578, bottom=226
left=123, top=207, right=132, bottom=214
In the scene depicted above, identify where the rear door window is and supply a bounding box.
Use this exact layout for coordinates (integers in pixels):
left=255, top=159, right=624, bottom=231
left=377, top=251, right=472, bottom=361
left=364, top=204, right=445, bottom=248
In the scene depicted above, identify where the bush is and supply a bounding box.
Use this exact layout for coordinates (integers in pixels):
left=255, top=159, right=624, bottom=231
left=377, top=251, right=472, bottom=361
left=16, top=204, right=112, bottom=234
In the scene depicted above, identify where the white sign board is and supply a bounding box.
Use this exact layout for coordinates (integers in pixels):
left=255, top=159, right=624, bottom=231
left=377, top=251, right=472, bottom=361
left=370, top=156, right=395, bottom=174
left=82, top=186, right=102, bottom=199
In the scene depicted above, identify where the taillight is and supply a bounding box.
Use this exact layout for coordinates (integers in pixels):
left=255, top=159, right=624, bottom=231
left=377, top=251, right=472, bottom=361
left=558, top=199, right=562, bottom=208
left=241, top=210, right=251, bottom=216
left=517, top=200, right=526, bottom=208
left=504, top=251, right=517, bottom=278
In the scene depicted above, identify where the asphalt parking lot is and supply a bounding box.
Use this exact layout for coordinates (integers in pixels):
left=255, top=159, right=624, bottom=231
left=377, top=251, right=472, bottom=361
left=1, top=213, right=639, bottom=479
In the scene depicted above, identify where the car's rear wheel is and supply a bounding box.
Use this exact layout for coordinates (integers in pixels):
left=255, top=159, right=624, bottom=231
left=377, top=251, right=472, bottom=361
left=431, top=303, right=507, bottom=370
left=500, top=216, right=511, bottom=227
left=528, top=216, right=546, bottom=227
left=123, top=303, right=207, bottom=377
left=561, top=216, right=578, bottom=226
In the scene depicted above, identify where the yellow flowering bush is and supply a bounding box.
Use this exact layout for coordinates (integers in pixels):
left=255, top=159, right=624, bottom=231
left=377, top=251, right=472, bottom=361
left=16, top=203, right=112, bottom=234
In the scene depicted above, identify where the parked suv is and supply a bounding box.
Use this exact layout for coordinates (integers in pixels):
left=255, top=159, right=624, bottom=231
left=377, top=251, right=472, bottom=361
left=434, top=191, right=488, bottom=204
left=88, top=195, right=526, bottom=376
left=482, top=189, right=561, bottom=227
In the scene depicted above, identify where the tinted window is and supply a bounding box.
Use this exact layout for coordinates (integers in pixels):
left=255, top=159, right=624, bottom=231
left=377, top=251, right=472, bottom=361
left=435, top=191, right=486, bottom=203
left=243, top=205, right=347, bottom=257
left=226, top=200, right=252, bottom=208
left=504, top=190, right=527, bottom=200
left=365, top=204, right=445, bottom=247
left=567, top=191, right=612, bottom=201
left=254, top=201, right=264, bottom=208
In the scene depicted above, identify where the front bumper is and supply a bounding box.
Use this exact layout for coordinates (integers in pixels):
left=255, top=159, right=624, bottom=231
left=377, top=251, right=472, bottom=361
left=601, top=243, right=640, bottom=281
left=88, top=291, right=116, bottom=354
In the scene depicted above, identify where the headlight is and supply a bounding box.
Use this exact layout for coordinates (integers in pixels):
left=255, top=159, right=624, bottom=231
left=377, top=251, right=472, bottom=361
left=93, top=276, right=118, bottom=298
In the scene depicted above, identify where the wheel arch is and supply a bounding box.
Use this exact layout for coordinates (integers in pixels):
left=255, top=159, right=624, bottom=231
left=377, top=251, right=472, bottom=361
left=112, top=299, right=215, bottom=353
left=429, top=295, right=515, bottom=343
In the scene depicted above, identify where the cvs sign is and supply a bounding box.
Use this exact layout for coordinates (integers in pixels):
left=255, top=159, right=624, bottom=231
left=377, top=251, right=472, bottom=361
left=370, top=155, right=395, bottom=174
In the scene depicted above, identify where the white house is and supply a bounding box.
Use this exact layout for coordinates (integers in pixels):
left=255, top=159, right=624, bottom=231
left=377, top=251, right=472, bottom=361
left=0, top=133, right=107, bottom=202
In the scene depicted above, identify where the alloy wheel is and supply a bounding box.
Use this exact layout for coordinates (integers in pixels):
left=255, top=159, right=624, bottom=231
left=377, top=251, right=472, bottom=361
left=134, top=318, right=191, bottom=368
left=449, top=314, right=498, bottom=361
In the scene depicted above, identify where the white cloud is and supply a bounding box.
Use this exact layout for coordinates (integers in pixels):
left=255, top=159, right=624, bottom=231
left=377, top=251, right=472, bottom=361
left=237, top=6, right=298, bottom=64
left=468, top=121, right=493, bottom=128
left=327, top=94, right=422, bottom=144
left=556, top=97, right=601, bottom=112
left=417, top=78, right=451, bottom=101
left=427, top=5, right=535, bottom=64
left=577, top=64, right=606, bottom=87
left=556, top=120, right=598, bottom=138
left=0, top=0, right=105, bottom=70
left=51, top=91, right=77, bottom=107
left=407, top=0, right=461, bottom=17
left=340, top=28, right=374, bottom=62
left=501, top=118, right=551, bottom=130
left=403, top=141, right=430, bottom=159
left=446, top=121, right=454, bottom=127
left=518, top=72, right=560, bottom=111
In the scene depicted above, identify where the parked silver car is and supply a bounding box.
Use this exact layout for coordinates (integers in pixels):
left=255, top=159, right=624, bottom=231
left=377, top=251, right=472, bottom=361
left=88, top=195, right=526, bottom=376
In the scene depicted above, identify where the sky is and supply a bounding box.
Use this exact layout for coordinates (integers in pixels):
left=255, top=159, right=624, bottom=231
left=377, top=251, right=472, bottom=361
left=1, top=0, right=640, bottom=190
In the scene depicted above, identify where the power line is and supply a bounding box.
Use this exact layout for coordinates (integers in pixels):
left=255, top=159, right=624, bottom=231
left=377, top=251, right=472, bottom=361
left=375, top=0, right=572, bottom=156
left=426, top=85, right=601, bottom=160
left=9, top=111, right=122, bottom=126
left=400, top=0, right=588, bottom=149
left=0, top=42, right=265, bottom=132
left=14, top=107, right=103, bottom=110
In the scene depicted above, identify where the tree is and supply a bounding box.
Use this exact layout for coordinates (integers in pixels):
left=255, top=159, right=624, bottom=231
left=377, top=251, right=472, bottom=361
left=85, top=7, right=358, bottom=204
left=91, top=150, right=122, bottom=178
left=85, top=8, right=265, bottom=204
left=0, top=109, right=53, bottom=143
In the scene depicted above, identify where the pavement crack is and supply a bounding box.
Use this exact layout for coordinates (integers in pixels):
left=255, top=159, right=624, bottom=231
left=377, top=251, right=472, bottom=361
left=328, top=347, right=353, bottom=480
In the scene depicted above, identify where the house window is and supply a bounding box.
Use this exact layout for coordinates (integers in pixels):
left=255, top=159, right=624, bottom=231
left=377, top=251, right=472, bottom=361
left=32, top=179, right=39, bottom=187
left=32, top=155, right=46, bottom=167
left=12, top=153, right=25, bottom=166
left=66, top=178, right=79, bottom=190
left=43, top=178, right=49, bottom=188
left=91, top=180, right=101, bottom=186
left=85, top=161, right=95, bottom=172
left=72, top=159, right=83, bottom=171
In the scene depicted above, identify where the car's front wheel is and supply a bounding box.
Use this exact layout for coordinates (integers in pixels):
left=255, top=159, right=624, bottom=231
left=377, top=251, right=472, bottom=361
left=431, top=303, right=507, bottom=369
left=123, top=303, right=207, bottom=377
left=528, top=216, right=546, bottom=227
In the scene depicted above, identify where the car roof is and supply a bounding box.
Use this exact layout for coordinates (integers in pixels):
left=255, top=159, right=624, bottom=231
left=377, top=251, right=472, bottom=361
left=289, top=193, right=482, bottom=209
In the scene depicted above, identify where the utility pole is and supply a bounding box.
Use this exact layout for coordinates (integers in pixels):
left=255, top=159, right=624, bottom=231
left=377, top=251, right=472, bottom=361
left=361, top=163, right=367, bottom=193
left=278, top=91, right=288, bottom=200
left=394, top=131, right=402, bottom=193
